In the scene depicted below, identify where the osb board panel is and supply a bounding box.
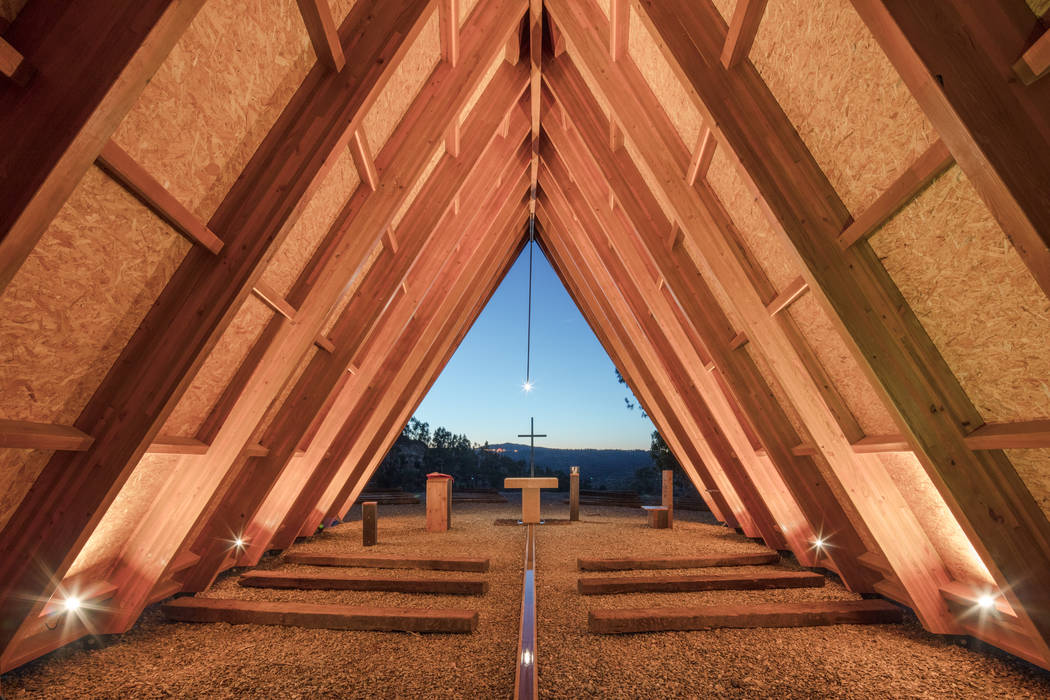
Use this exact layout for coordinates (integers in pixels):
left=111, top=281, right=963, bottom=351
left=461, top=52, right=505, bottom=129
left=160, top=295, right=275, bottom=438
left=256, top=346, right=318, bottom=437
left=744, top=346, right=882, bottom=558
left=706, top=147, right=800, bottom=290
left=461, top=0, right=482, bottom=27
left=260, top=147, right=361, bottom=296
left=329, top=0, right=358, bottom=25
left=875, top=452, right=993, bottom=586
left=627, top=6, right=702, bottom=150
left=0, top=167, right=189, bottom=424
left=870, top=166, right=1050, bottom=423
left=749, top=0, right=938, bottom=216
left=1007, top=449, right=1050, bottom=523
left=362, top=11, right=440, bottom=158
left=0, top=0, right=27, bottom=22
left=112, top=0, right=314, bottom=222
left=390, top=143, right=446, bottom=231
left=66, top=453, right=184, bottom=578
left=787, top=294, right=898, bottom=435
left=1028, top=0, right=1050, bottom=17
left=320, top=240, right=384, bottom=336
left=0, top=449, right=52, bottom=534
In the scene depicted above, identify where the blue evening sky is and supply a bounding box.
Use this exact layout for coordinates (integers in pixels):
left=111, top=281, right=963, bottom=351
left=413, top=243, right=653, bottom=450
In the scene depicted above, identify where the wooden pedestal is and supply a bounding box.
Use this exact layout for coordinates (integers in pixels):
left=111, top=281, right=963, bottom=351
left=642, top=505, right=669, bottom=529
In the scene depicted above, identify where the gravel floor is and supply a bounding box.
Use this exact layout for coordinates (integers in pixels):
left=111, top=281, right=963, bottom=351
left=3, top=497, right=1050, bottom=698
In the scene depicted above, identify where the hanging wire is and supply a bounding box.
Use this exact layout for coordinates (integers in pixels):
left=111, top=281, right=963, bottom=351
left=525, top=215, right=535, bottom=389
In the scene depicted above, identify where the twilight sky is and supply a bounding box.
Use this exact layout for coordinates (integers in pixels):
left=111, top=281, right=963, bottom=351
left=413, top=243, right=654, bottom=450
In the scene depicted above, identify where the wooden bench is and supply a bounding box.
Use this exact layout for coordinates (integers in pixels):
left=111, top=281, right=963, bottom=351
left=239, top=570, right=487, bottom=595
left=641, top=505, right=669, bottom=528
left=163, top=597, right=478, bottom=633
left=578, top=552, right=779, bottom=571
left=283, top=552, right=490, bottom=572
left=577, top=570, right=824, bottom=595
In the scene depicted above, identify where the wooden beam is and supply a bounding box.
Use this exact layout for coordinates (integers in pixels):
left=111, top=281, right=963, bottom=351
left=145, top=435, right=209, bottom=455
left=630, top=0, right=1050, bottom=649
left=0, top=36, right=30, bottom=85
left=296, top=0, right=345, bottom=72
left=251, top=282, right=298, bottom=321
left=728, top=331, right=748, bottom=349
left=589, top=599, right=903, bottom=633
left=349, top=129, right=380, bottom=191
left=578, top=570, right=825, bottom=594
left=239, top=570, right=488, bottom=594
left=162, top=597, right=478, bottom=633
left=0, top=419, right=93, bottom=451
left=850, top=0, right=1050, bottom=300
left=578, top=552, right=778, bottom=571
left=95, top=141, right=224, bottom=253
left=720, top=0, right=768, bottom=69
left=851, top=435, right=911, bottom=454
left=0, top=0, right=205, bottom=294
left=837, top=139, right=954, bottom=249
left=765, top=276, right=809, bottom=316
left=284, top=553, right=490, bottom=571
left=685, top=126, right=716, bottom=186
left=529, top=0, right=542, bottom=205
left=314, top=335, right=335, bottom=353
left=439, top=0, right=460, bottom=67
left=0, top=0, right=435, bottom=655
left=609, top=120, right=624, bottom=152
left=609, top=0, right=628, bottom=60
left=1014, top=27, right=1050, bottom=85
left=965, top=420, right=1050, bottom=450
left=446, top=118, right=461, bottom=158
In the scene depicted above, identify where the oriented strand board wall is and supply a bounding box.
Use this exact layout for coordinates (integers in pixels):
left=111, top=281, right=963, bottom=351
left=111, top=0, right=314, bottom=224
left=329, top=0, right=358, bottom=25
left=1028, top=0, right=1050, bottom=16
left=749, top=0, right=938, bottom=217
left=876, top=452, right=993, bottom=585
left=0, top=449, right=51, bottom=534
left=260, top=148, right=361, bottom=297
left=627, top=6, right=702, bottom=150
left=0, top=167, right=188, bottom=425
left=66, top=453, right=185, bottom=578
left=362, top=11, right=441, bottom=157
left=160, top=296, right=274, bottom=437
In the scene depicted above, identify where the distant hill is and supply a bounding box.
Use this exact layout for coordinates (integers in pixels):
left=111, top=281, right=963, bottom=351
left=486, top=443, right=650, bottom=487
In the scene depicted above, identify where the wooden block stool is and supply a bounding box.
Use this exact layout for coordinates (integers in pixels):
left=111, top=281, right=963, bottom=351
left=362, top=501, right=377, bottom=546
left=426, top=472, right=453, bottom=532
left=641, top=505, right=670, bottom=529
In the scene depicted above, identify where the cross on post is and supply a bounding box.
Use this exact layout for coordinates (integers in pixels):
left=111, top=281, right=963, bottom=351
left=518, top=417, right=546, bottom=478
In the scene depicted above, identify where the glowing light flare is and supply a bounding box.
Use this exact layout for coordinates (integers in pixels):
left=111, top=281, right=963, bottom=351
left=521, top=380, right=534, bottom=393
left=977, top=594, right=996, bottom=610
left=521, top=650, right=533, bottom=666
left=63, top=596, right=81, bottom=613
left=231, top=536, right=247, bottom=550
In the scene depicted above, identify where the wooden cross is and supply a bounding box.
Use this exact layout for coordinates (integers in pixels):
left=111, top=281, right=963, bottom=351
left=518, top=416, right=547, bottom=478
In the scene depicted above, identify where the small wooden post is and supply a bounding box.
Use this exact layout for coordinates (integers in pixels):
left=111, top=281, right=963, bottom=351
left=426, top=473, right=453, bottom=532
left=362, top=501, right=377, bottom=546
left=570, top=466, right=580, bottom=521
left=662, top=470, right=674, bottom=528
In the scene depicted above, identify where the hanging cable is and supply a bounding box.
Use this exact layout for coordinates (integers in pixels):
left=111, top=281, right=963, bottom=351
left=523, top=215, right=535, bottom=392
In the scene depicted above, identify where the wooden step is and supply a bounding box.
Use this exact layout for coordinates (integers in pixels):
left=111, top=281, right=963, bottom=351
left=578, top=552, right=779, bottom=571
left=284, top=552, right=490, bottom=572
left=162, top=597, right=477, bottom=633
left=578, top=570, right=825, bottom=595
left=589, top=599, right=903, bottom=634
left=240, top=570, right=488, bottom=595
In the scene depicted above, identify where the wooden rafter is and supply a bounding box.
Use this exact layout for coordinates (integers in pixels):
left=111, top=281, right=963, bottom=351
left=296, top=0, right=346, bottom=72
left=1013, top=26, right=1050, bottom=85
left=609, top=0, right=629, bottom=60
left=349, top=129, right=380, bottom=191
left=0, top=0, right=205, bottom=294
left=0, top=0, right=435, bottom=655
left=720, top=0, right=768, bottom=69
left=630, top=0, right=1050, bottom=656
left=0, top=35, right=30, bottom=84
left=685, top=126, right=716, bottom=187
left=439, top=0, right=460, bottom=67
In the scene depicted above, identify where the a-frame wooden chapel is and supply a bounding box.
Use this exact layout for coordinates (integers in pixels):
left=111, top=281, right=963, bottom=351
left=2, top=0, right=1050, bottom=695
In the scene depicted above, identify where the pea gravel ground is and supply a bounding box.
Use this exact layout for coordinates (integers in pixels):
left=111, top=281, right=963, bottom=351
left=3, top=496, right=1050, bottom=698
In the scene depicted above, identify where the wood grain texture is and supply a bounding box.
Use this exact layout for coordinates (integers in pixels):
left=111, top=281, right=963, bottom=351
left=238, top=570, right=488, bottom=594
left=578, top=570, right=825, bottom=594
left=284, top=552, right=490, bottom=571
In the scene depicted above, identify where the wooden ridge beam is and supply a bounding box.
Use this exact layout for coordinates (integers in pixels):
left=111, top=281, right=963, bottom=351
left=0, top=419, right=93, bottom=451
left=0, top=0, right=435, bottom=654
left=720, top=0, right=768, bottom=69
left=96, top=139, right=224, bottom=253
left=631, top=0, right=1050, bottom=653
left=850, top=0, right=1050, bottom=300
left=1014, top=27, right=1050, bottom=85
left=0, top=0, right=205, bottom=294
left=540, top=41, right=880, bottom=593
left=296, top=0, right=345, bottom=72
left=837, top=139, right=954, bottom=249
